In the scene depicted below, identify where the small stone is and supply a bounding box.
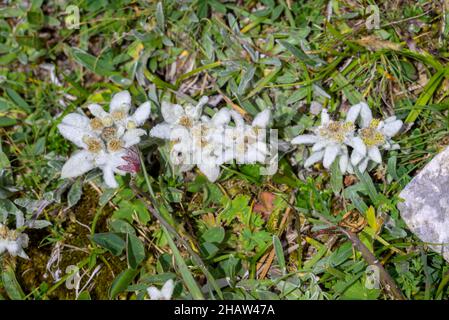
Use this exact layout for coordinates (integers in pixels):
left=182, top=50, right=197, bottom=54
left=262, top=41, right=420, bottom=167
left=398, top=146, right=449, bottom=262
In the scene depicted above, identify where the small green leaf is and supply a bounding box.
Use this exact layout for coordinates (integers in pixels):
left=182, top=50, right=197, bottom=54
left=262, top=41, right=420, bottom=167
left=199, top=242, right=219, bottom=259
left=366, top=206, right=378, bottom=231
left=32, top=137, right=46, bottom=155
left=279, top=40, right=324, bottom=67
left=0, top=53, right=17, bottom=65
left=127, top=234, right=145, bottom=269
left=1, top=267, right=25, bottom=300
left=71, top=47, right=114, bottom=76
left=201, top=227, right=225, bottom=244
left=110, top=219, right=136, bottom=235
left=330, top=160, right=343, bottom=195
left=27, top=9, right=44, bottom=26
left=6, top=88, right=31, bottom=112
left=273, top=235, right=286, bottom=274
left=163, top=227, right=204, bottom=299
left=0, top=117, right=17, bottom=127
left=109, top=268, right=139, bottom=299
left=91, top=232, right=125, bottom=256
left=197, top=0, right=209, bottom=19
left=77, top=291, right=91, bottom=300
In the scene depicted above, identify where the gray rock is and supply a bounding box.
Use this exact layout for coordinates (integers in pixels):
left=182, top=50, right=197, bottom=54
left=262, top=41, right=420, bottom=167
left=398, top=146, right=449, bottom=262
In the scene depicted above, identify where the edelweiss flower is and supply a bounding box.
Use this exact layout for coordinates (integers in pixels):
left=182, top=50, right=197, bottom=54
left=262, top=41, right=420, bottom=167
left=147, top=279, right=174, bottom=300
left=149, top=96, right=209, bottom=139
left=0, top=223, right=29, bottom=259
left=189, top=111, right=230, bottom=182
left=150, top=97, right=231, bottom=182
left=87, top=91, right=151, bottom=147
left=0, top=208, right=51, bottom=259
left=58, top=91, right=151, bottom=188
left=345, top=102, right=373, bottom=128
left=350, top=116, right=402, bottom=172
left=291, top=108, right=366, bottom=172
left=150, top=97, right=273, bottom=182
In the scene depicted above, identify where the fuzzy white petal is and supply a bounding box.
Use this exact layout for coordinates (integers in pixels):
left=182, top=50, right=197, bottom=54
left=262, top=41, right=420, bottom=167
left=147, top=287, right=163, bottom=300
left=219, top=149, right=236, bottom=164
left=132, top=101, right=151, bottom=125
left=368, top=146, right=382, bottom=163
left=244, top=146, right=259, bottom=163
left=360, top=103, right=373, bottom=128
left=161, top=280, right=174, bottom=300
left=351, top=151, right=364, bottom=166
left=384, top=116, right=397, bottom=123
left=252, top=109, right=271, bottom=128
left=61, top=150, right=95, bottom=178
left=339, top=153, right=349, bottom=173
left=57, top=124, right=88, bottom=148
left=358, top=157, right=369, bottom=173
left=102, top=166, right=119, bottom=188
left=170, top=126, right=192, bottom=143
left=349, top=136, right=366, bottom=156
left=188, top=96, right=209, bottom=121
left=345, top=103, right=362, bottom=123
left=291, top=134, right=319, bottom=145
left=161, top=101, right=185, bottom=124
left=230, top=110, right=245, bottom=127
left=212, top=108, right=231, bottom=126
left=311, top=140, right=329, bottom=152
left=323, top=144, right=340, bottom=168
left=122, top=129, right=146, bottom=148
left=61, top=113, right=90, bottom=128
left=149, top=123, right=172, bottom=140
left=321, top=109, right=330, bottom=124
left=304, top=150, right=324, bottom=167
left=109, top=152, right=127, bottom=174
left=88, top=103, right=108, bottom=119
left=110, top=91, right=131, bottom=113
left=189, top=97, right=209, bottom=120
left=16, top=247, right=29, bottom=259
left=388, top=143, right=400, bottom=150
left=198, top=162, right=221, bottom=182
left=381, top=120, right=402, bottom=137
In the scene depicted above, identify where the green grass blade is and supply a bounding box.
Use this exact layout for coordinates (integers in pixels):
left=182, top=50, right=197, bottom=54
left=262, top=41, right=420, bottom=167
left=163, top=226, right=205, bottom=300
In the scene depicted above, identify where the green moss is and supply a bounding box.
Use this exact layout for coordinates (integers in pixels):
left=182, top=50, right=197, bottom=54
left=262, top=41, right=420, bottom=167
left=15, top=185, right=127, bottom=300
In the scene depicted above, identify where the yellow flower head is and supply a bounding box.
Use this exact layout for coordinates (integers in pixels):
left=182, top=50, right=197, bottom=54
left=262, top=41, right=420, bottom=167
left=360, top=119, right=385, bottom=147
left=318, top=121, right=355, bottom=143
